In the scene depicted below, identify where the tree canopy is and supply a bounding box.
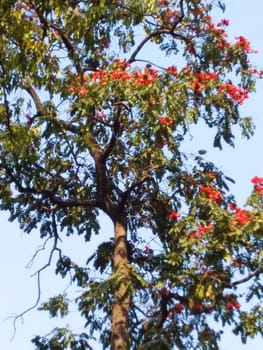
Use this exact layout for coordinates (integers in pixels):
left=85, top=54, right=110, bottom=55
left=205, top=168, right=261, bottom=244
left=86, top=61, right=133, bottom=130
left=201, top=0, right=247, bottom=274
left=0, top=1, right=263, bottom=349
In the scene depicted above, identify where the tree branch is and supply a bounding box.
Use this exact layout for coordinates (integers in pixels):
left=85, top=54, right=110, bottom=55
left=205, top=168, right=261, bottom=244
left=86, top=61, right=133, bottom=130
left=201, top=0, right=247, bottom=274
left=119, top=174, right=152, bottom=210
left=31, top=0, right=82, bottom=76
left=127, top=29, right=171, bottom=64
left=102, top=103, right=124, bottom=160
left=24, top=84, right=46, bottom=116
left=226, top=268, right=263, bottom=288
left=0, top=62, right=13, bottom=133
left=2, top=163, right=97, bottom=209
left=127, top=2, right=185, bottom=64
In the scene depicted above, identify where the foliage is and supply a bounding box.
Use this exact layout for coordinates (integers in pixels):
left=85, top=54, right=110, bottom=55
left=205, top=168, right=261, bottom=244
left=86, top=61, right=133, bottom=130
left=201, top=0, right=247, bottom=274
left=0, top=0, right=263, bottom=350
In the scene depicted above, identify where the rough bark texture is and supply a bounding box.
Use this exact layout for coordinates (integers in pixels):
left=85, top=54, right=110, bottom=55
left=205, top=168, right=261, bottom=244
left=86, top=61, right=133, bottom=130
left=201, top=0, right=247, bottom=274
left=111, top=219, right=130, bottom=350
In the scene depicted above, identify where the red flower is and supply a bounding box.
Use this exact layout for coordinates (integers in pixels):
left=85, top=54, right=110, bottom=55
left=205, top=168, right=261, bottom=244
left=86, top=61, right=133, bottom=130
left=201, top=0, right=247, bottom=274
left=189, top=71, right=218, bottom=95
left=68, top=86, right=76, bottom=93
left=227, top=302, right=234, bottom=310
left=199, top=185, right=222, bottom=204
left=159, top=0, right=169, bottom=6
left=172, top=303, right=183, bottom=314
left=115, top=59, right=130, bottom=69
left=251, top=176, right=263, bottom=195
left=111, top=69, right=131, bottom=81
left=78, top=86, right=87, bottom=96
left=189, top=80, right=206, bottom=94
left=133, top=67, right=158, bottom=85
left=92, top=69, right=108, bottom=85
left=228, top=203, right=237, bottom=211
left=251, top=176, right=263, bottom=185
left=217, top=19, right=230, bottom=27
left=167, top=65, right=178, bottom=77
left=193, top=303, right=204, bottom=313
left=218, top=83, right=249, bottom=105
left=163, top=8, right=179, bottom=22
left=235, top=36, right=254, bottom=53
left=159, top=116, right=173, bottom=126
left=197, top=223, right=214, bottom=237
left=195, top=72, right=218, bottom=81
left=227, top=301, right=241, bottom=310
left=232, top=207, right=251, bottom=226
left=168, top=211, right=181, bottom=220
left=234, top=302, right=241, bottom=309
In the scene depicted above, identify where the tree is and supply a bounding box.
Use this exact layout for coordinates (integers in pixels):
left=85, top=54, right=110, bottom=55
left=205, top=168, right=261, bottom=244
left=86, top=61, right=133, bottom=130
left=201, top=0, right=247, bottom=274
left=0, top=0, right=263, bottom=349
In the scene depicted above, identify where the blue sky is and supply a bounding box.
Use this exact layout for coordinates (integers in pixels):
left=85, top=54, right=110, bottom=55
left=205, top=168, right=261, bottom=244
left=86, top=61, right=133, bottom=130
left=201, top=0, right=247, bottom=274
left=1, top=1, right=263, bottom=349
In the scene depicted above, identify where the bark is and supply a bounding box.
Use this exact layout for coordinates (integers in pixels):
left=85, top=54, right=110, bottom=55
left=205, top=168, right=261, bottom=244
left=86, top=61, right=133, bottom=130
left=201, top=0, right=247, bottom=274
left=111, top=219, right=130, bottom=350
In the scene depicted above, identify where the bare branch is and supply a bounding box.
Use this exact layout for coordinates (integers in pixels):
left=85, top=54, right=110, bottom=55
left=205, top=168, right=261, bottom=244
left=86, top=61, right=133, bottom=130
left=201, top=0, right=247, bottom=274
left=127, top=29, right=171, bottom=64
left=9, top=224, right=62, bottom=340
left=227, top=268, right=263, bottom=288
left=26, top=237, right=52, bottom=269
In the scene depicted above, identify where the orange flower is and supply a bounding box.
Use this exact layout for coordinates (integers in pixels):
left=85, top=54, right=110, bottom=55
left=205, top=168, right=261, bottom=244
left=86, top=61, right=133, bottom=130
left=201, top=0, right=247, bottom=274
left=168, top=211, right=181, bottom=220
left=197, top=223, right=214, bottom=237
left=189, top=80, right=206, bottom=94
left=218, top=83, right=249, bottom=105
left=159, top=116, right=173, bottom=126
left=167, top=65, right=178, bottom=77
left=232, top=207, right=251, bottom=226
left=111, top=69, right=131, bottom=81
left=199, top=185, right=222, bottom=204
left=133, top=67, right=158, bottom=85
left=235, top=36, right=254, bottom=53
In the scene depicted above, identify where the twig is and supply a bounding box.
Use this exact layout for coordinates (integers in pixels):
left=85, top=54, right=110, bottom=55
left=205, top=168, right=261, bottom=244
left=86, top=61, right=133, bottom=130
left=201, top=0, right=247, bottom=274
left=26, top=237, right=52, bottom=269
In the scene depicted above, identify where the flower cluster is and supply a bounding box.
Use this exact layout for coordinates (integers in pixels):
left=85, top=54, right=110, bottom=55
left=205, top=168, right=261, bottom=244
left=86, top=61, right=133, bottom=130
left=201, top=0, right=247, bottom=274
left=91, top=65, right=159, bottom=86
left=217, top=19, right=230, bottom=27
left=68, top=85, right=88, bottom=97
left=167, top=65, right=178, bottom=77
left=235, top=36, right=257, bottom=54
left=197, top=223, right=214, bottom=237
left=189, top=71, right=218, bottom=94
left=218, top=83, right=249, bottom=105
left=133, top=67, right=159, bottom=85
left=227, top=301, right=241, bottom=310
left=159, top=0, right=170, bottom=7
left=160, top=116, right=174, bottom=126
left=199, top=185, right=222, bottom=204
left=111, top=69, right=131, bottom=81
left=190, top=223, right=214, bottom=240
left=162, top=8, right=179, bottom=23
left=248, top=68, right=263, bottom=79
left=224, top=294, right=241, bottom=310
left=231, top=207, right=251, bottom=226
left=92, top=68, right=111, bottom=85
left=251, top=176, right=263, bottom=195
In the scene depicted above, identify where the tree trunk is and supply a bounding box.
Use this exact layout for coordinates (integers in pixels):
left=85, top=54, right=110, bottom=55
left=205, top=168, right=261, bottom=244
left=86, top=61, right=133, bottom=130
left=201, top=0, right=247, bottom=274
left=111, top=219, right=130, bottom=350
